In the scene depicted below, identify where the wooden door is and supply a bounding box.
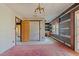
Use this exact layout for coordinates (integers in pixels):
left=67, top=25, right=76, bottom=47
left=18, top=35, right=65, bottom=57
left=22, top=20, right=30, bottom=42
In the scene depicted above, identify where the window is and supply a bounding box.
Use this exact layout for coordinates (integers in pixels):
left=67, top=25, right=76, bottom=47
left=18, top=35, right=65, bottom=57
left=52, top=22, right=59, bottom=35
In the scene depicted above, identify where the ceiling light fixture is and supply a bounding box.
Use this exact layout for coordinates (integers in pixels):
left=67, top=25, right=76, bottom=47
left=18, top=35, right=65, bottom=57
left=34, top=3, right=44, bottom=14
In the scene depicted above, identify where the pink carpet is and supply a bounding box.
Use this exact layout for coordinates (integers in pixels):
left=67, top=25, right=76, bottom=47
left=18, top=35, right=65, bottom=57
left=0, top=41, right=79, bottom=56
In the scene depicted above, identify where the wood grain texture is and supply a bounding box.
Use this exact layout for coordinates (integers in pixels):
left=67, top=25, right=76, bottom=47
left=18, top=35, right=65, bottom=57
left=22, top=20, right=30, bottom=42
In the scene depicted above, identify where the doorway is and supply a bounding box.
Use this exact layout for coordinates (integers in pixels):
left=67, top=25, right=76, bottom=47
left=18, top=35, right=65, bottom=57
left=15, top=17, right=22, bottom=44
left=15, top=19, right=42, bottom=44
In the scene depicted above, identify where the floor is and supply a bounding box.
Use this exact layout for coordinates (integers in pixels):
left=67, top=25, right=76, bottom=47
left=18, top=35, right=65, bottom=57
left=16, top=37, right=53, bottom=45
left=0, top=37, right=79, bottom=56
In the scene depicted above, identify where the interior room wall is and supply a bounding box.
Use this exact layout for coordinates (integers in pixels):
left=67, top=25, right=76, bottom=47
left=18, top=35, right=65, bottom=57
left=0, top=4, right=22, bottom=54
left=40, top=20, right=45, bottom=41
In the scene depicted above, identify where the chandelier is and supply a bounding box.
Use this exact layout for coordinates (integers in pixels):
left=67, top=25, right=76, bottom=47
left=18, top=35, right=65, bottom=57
left=34, top=3, right=44, bottom=14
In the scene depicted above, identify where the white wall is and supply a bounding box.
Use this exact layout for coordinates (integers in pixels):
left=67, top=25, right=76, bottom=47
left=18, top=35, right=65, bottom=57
left=0, top=4, right=22, bottom=54
left=40, top=20, right=45, bottom=41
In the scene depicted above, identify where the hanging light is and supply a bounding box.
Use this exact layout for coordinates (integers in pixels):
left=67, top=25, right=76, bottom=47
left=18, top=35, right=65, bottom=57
left=34, top=3, right=44, bottom=14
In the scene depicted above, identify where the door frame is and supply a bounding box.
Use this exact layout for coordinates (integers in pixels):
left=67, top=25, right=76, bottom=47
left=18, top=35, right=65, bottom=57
left=15, top=16, right=22, bottom=45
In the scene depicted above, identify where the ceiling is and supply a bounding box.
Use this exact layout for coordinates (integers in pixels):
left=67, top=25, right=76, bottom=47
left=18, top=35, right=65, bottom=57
left=5, top=3, right=73, bottom=22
